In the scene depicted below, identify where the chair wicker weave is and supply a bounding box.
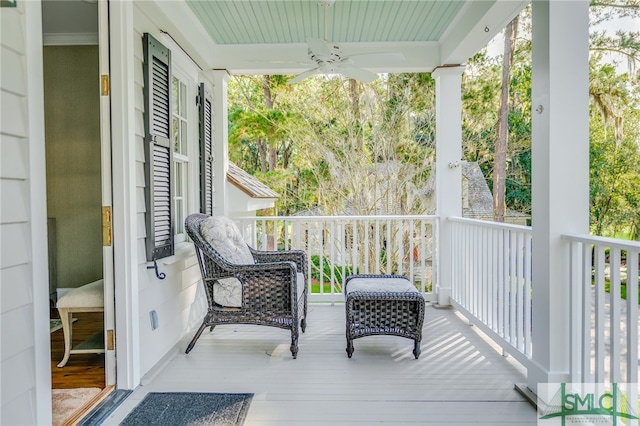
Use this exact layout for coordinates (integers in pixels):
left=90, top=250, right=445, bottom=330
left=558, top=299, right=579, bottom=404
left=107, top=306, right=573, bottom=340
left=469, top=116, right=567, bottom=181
left=185, top=213, right=308, bottom=358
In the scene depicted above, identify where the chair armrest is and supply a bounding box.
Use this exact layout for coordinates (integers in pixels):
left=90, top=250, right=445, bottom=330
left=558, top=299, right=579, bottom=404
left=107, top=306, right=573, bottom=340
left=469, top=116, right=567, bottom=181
left=250, top=248, right=307, bottom=277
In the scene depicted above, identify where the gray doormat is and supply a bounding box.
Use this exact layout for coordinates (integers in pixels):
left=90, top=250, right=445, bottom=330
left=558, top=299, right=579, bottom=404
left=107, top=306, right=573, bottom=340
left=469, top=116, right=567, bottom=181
left=120, top=392, right=253, bottom=425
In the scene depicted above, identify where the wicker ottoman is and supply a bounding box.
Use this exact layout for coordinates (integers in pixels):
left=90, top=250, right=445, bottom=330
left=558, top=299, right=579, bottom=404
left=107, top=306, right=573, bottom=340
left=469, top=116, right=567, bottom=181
left=345, top=274, right=425, bottom=359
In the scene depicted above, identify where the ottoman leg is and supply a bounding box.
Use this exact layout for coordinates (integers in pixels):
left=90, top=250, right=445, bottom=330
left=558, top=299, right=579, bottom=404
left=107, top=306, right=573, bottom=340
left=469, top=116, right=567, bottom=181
left=413, top=339, right=421, bottom=359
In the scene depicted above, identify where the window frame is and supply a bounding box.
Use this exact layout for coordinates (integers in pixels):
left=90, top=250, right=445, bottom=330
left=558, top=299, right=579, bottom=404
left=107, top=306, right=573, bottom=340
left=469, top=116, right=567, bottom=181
left=170, top=65, right=197, bottom=244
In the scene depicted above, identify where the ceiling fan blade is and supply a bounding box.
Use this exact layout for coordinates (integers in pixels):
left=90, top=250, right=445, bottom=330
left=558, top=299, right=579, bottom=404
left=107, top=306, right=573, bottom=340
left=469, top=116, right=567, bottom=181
left=347, top=51, right=405, bottom=65
left=287, top=67, right=320, bottom=84
left=336, top=66, right=378, bottom=83
left=306, top=37, right=334, bottom=56
left=244, top=59, right=313, bottom=66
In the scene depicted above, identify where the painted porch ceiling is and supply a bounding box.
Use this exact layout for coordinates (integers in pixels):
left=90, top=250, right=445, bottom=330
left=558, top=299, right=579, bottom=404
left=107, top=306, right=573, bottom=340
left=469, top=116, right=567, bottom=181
left=184, top=0, right=528, bottom=75
left=188, top=1, right=462, bottom=45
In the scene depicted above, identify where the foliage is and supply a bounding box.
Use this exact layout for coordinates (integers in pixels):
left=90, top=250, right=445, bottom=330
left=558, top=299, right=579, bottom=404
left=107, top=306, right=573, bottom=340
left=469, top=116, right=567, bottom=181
left=309, top=255, right=355, bottom=285
left=229, top=73, right=436, bottom=216
left=590, top=97, right=640, bottom=238
left=226, top=2, right=640, bottom=240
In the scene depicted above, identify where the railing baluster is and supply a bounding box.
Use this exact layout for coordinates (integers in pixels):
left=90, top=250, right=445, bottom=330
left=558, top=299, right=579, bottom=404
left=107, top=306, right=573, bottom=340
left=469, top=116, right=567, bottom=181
left=626, top=250, right=638, bottom=385
left=490, top=227, right=496, bottom=326
left=422, top=219, right=427, bottom=293
left=480, top=226, right=486, bottom=322
left=610, top=248, right=621, bottom=384
left=319, top=219, right=324, bottom=292
left=509, top=230, right=517, bottom=346
left=516, top=232, right=524, bottom=352
left=375, top=219, right=381, bottom=274
left=467, top=224, right=472, bottom=314
left=497, top=228, right=504, bottom=338
left=523, top=233, right=532, bottom=357
left=409, top=220, right=415, bottom=285
left=570, top=240, right=582, bottom=382
left=580, top=242, right=591, bottom=383
left=329, top=219, right=336, bottom=292
left=595, top=245, right=606, bottom=383
left=364, top=219, right=370, bottom=274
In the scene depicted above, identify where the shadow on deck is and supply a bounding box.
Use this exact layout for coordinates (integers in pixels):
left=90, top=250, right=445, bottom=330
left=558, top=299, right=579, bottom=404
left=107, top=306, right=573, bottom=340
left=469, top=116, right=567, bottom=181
left=103, top=303, right=538, bottom=425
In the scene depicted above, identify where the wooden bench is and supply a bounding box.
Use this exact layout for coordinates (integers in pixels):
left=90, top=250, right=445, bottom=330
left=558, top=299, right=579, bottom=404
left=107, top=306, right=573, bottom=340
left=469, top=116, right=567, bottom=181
left=56, top=279, right=104, bottom=367
left=345, top=274, right=425, bottom=359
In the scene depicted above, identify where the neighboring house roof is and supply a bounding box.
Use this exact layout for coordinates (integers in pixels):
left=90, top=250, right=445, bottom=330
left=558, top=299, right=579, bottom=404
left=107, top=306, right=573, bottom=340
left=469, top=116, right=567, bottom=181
left=462, top=161, right=494, bottom=219
left=227, top=162, right=279, bottom=199
left=423, top=161, right=529, bottom=220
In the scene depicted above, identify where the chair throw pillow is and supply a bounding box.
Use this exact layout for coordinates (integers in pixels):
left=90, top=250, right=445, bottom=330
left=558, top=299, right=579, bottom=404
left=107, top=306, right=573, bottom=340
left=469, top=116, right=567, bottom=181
left=200, top=216, right=254, bottom=308
left=200, top=216, right=254, bottom=265
left=214, top=277, right=243, bottom=308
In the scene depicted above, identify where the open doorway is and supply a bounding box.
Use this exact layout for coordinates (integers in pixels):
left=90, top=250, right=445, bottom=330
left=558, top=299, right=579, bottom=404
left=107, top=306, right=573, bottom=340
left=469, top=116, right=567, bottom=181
left=42, top=0, right=112, bottom=423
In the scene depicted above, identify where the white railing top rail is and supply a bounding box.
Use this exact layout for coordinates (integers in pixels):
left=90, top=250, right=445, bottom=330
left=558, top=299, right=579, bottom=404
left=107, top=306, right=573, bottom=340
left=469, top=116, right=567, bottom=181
left=448, top=216, right=532, bottom=232
left=562, top=233, right=640, bottom=250
left=236, top=214, right=440, bottom=221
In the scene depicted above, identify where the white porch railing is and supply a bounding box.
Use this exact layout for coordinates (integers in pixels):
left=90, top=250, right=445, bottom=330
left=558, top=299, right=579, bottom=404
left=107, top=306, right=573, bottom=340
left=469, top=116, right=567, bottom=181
left=236, top=215, right=438, bottom=303
left=449, top=217, right=534, bottom=368
left=234, top=214, right=638, bottom=388
left=564, top=234, right=639, bottom=386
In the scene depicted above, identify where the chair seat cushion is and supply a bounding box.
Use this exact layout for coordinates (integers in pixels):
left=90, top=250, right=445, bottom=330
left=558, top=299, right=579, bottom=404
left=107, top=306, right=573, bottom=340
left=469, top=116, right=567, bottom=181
left=213, top=273, right=305, bottom=308
left=56, top=279, right=104, bottom=309
left=200, top=216, right=254, bottom=265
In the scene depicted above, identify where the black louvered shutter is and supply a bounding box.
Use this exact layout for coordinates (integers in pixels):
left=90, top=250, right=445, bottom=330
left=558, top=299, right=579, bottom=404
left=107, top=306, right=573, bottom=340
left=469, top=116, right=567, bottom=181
left=199, top=83, right=214, bottom=215
left=143, top=33, right=174, bottom=261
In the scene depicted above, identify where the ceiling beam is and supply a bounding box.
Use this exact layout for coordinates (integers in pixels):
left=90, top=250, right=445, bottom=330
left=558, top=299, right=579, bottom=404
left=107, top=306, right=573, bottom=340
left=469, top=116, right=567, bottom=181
left=440, top=0, right=529, bottom=65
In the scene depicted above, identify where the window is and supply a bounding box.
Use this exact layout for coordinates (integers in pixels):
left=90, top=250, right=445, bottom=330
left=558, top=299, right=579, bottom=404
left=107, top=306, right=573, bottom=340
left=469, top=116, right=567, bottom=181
left=172, top=75, right=189, bottom=242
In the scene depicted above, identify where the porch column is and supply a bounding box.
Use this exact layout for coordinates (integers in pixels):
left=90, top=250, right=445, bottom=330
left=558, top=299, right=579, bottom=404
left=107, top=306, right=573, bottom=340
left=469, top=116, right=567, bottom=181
left=109, top=0, right=140, bottom=389
left=432, top=65, right=465, bottom=306
left=529, top=0, right=590, bottom=394
left=211, top=70, right=230, bottom=215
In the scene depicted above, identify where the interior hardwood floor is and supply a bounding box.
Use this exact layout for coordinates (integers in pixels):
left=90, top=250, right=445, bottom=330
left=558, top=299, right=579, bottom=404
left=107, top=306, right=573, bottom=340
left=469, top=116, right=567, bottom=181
left=50, top=309, right=106, bottom=389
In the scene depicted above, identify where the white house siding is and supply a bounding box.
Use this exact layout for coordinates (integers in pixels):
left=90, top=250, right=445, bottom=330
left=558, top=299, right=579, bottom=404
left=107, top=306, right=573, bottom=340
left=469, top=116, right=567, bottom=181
left=131, top=4, right=208, bottom=377
left=1, top=1, right=51, bottom=425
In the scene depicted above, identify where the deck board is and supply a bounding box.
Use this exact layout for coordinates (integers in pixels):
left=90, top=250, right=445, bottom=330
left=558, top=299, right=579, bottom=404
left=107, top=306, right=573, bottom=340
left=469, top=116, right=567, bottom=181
left=102, top=304, right=537, bottom=425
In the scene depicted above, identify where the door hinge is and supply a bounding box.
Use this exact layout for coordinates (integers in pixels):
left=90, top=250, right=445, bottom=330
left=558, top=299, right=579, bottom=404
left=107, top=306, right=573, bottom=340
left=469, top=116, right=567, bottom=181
left=106, top=329, right=115, bottom=351
left=102, top=206, right=112, bottom=246
left=101, top=74, right=110, bottom=96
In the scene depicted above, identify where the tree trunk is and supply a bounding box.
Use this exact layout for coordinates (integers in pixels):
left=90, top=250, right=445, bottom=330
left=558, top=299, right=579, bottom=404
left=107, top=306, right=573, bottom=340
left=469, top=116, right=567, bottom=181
left=262, top=75, right=278, bottom=171
left=493, top=16, right=518, bottom=223
left=348, top=78, right=363, bottom=151
left=257, top=139, right=268, bottom=173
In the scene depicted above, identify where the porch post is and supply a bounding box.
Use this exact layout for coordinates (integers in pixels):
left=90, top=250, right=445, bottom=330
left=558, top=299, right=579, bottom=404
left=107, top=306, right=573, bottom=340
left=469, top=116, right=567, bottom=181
left=109, top=0, right=140, bottom=389
left=529, top=0, right=590, bottom=394
left=211, top=70, right=230, bottom=215
left=432, top=65, right=465, bottom=306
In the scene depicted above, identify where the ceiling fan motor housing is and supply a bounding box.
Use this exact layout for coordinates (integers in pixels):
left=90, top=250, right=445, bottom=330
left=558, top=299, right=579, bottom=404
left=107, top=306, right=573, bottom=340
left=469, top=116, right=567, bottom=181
left=309, top=46, right=342, bottom=64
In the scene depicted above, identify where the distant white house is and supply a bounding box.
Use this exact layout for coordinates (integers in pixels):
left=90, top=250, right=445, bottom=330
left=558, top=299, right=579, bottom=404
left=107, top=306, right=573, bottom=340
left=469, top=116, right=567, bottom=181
left=424, top=161, right=529, bottom=226
left=226, top=162, right=279, bottom=216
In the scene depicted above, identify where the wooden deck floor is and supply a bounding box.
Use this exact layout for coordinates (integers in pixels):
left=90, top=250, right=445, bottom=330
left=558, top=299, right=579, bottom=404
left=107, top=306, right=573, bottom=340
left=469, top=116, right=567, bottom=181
left=102, top=303, right=537, bottom=425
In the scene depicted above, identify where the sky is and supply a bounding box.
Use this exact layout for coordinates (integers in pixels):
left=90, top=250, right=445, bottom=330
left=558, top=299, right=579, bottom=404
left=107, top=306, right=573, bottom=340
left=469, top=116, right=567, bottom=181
left=486, top=15, right=639, bottom=75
